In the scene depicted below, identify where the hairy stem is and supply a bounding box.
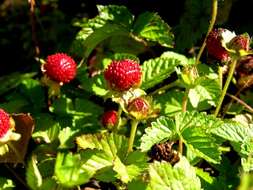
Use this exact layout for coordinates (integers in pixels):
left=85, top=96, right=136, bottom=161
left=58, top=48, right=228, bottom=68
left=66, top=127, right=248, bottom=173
left=5, top=164, right=29, bottom=189
left=179, top=89, right=189, bottom=154
left=218, top=66, right=223, bottom=89
left=28, top=0, right=40, bottom=56
left=214, top=59, right=237, bottom=117
left=226, top=93, right=253, bottom=114
left=127, top=120, right=139, bottom=153
left=115, top=107, right=123, bottom=131
left=196, top=0, right=218, bottom=65
left=150, top=79, right=180, bottom=96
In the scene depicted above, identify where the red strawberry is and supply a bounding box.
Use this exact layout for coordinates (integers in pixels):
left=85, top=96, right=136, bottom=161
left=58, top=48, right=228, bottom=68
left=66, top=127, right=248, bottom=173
left=101, top=110, right=118, bottom=128
left=43, top=53, right=77, bottom=84
left=228, top=33, right=250, bottom=51
left=0, top=109, right=10, bottom=138
left=206, top=28, right=230, bottom=62
left=127, top=97, right=150, bottom=120
left=104, top=59, right=141, bottom=92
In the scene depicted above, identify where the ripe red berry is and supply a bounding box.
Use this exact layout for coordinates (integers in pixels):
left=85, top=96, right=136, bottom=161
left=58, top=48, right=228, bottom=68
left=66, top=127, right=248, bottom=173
left=43, top=53, right=77, bottom=84
left=206, top=28, right=230, bottom=62
left=101, top=110, right=118, bottom=128
left=228, top=33, right=250, bottom=51
left=0, top=109, right=10, bottom=138
left=104, top=59, right=141, bottom=92
left=127, top=97, right=150, bottom=119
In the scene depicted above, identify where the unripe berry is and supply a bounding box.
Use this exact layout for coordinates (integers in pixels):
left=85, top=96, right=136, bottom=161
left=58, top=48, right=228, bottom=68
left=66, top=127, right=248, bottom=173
left=43, top=53, right=77, bottom=84
left=104, top=59, right=141, bottom=92
left=228, top=33, right=250, bottom=51
left=101, top=110, right=118, bottom=129
left=127, top=97, right=150, bottom=120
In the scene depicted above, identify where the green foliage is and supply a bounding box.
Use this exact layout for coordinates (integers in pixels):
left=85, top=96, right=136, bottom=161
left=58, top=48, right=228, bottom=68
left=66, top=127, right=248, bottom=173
left=141, top=52, right=187, bottom=90
left=1, top=2, right=252, bottom=190
left=133, top=12, right=174, bottom=47
left=0, top=177, right=15, bottom=190
left=148, top=157, right=201, bottom=190
left=26, top=155, right=43, bottom=190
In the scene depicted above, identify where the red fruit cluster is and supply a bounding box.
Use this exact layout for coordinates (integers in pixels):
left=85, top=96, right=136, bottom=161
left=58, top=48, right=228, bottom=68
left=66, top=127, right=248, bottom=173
left=43, top=53, right=77, bottom=84
left=101, top=110, right=118, bottom=128
left=104, top=59, right=141, bottom=92
left=0, top=109, right=10, bottom=138
left=206, top=28, right=230, bottom=62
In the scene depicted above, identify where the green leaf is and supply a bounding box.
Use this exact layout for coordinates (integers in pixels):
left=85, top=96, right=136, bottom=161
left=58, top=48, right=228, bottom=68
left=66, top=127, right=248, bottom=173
left=32, top=114, right=60, bottom=143
left=58, top=127, right=79, bottom=149
left=141, top=56, right=183, bottom=90
left=188, top=77, right=221, bottom=109
left=149, top=157, right=201, bottom=190
left=182, top=127, right=222, bottom=164
left=154, top=90, right=193, bottom=116
left=128, top=179, right=150, bottom=190
left=54, top=152, right=94, bottom=188
left=140, top=117, right=175, bottom=152
left=83, top=23, right=130, bottom=59
left=210, top=121, right=253, bottom=143
left=242, top=156, right=253, bottom=173
left=20, top=78, right=46, bottom=111
left=26, top=155, right=43, bottom=190
left=0, top=177, right=15, bottom=190
left=133, top=12, right=174, bottom=47
left=0, top=72, right=36, bottom=96
left=161, top=51, right=189, bottom=66
left=96, top=5, right=134, bottom=28
left=76, top=133, right=128, bottom=160
left=71, top=5, right=134, bottom=56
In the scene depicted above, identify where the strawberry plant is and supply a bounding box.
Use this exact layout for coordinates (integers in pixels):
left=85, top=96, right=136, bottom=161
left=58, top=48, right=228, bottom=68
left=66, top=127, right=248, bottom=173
left=1, top=1, right=253, bottom=190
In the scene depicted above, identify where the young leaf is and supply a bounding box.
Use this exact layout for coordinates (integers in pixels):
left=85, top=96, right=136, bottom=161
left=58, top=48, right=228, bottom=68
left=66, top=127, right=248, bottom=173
left=148, top=157, right=201, bottom=190
left=26, top=155, right=43, bottom=190
left=140, top=117, right=175, bottom=152
left=133, top=12, right=174, bottom=47
left=141, top=56, right=182, bottom=90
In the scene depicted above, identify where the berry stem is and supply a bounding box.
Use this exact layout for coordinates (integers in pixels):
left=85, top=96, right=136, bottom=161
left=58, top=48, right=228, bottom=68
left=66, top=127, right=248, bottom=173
left=196, top=0, right=218, bottom=65
left=127, top=120, right=139, bottom=153
left=115, top=107, right=123, bottom=131
left=218, top=66, right=223, bottom=89
left=214, top=58, right=237, bottom=117
left=150, top=79, right=181, bottom=96
left=179, top=88, right=189, bottom=154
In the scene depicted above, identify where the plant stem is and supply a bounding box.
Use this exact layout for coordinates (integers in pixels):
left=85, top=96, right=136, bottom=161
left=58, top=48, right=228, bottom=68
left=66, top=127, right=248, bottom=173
left=4, top=164, right=29, bottom=189
left=226, top=93, right=253, bottom=114
left=29, top=0, right=40, bottom=56
left=196, top=0, right=218, bottom=65
left=179, top=89, right=189, bottom=154
left=218, top=66, right=223, bottom=89
left=115, top=107, right=123, bottom=131
left=214, top=58, right=237, bottom=117
left=150, top=79, right=180, bottom=96
left=127, top=120, right=139, bottom=153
